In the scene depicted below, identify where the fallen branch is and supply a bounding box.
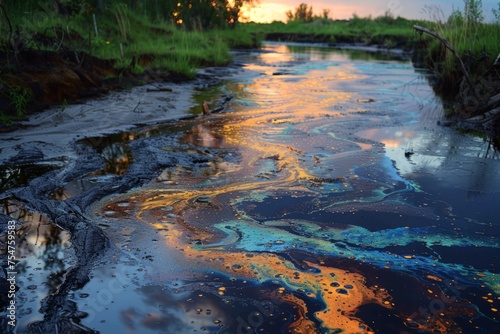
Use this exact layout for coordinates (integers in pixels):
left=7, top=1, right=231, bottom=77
left=146, top=87, right=173, bottom=92
left=413, top=25, right=474, bottom=87
left=210, top=95, right=233, bottom=113
left=133, top=100, right=141, bottom=113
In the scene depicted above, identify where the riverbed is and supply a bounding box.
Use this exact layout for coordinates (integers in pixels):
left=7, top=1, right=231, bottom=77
left=1, top=43, right=499, bottom=333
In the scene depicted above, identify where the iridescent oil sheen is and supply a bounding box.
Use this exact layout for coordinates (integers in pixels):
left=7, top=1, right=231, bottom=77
left=7, top=44, right=499, bottom=333
left=87, top=44, right=500, bottom=333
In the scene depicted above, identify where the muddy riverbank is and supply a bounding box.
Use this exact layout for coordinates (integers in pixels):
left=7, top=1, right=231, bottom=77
left=0, top=47, right=235, bottom=132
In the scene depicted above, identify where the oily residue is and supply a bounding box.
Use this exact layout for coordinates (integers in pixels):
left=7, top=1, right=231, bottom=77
left=2, top=44, right=499, bottom=334
left=89, top=45, right=500, bottom=333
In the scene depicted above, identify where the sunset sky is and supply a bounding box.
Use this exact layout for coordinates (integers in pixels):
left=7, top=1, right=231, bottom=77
left=242, top=0, right=499, bottom=23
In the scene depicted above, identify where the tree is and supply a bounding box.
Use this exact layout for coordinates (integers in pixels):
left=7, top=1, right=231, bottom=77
left=493, top=1, right=500, bottom=22
left=447, top=7, right=464, bottom=26
left=285, top=3, right=314, bottom=23
left=322, top=8, right=330, bottom=20
left=170, top=0, right=252, bottom=29
left=463, top=0, right=484, bottom=23
left=88, top=0, right=252, bottom=29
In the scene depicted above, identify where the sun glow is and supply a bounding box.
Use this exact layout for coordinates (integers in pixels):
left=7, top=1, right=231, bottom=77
left=241, top=1, right=365, bottom=23
left=240, top=2, right=291, bottom=23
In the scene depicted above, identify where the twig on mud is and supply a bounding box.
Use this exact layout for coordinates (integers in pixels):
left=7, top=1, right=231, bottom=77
left=133, top=100, right=142, bottom=113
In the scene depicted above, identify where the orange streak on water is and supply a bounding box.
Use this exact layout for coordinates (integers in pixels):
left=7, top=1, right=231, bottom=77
left=118, top=191, right=391, bottom=333
left=95, top=51, right=394, bottom=332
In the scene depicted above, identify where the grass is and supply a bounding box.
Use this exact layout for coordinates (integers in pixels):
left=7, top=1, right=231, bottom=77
left=0, top=83, right=31, bottom=125
left=413, top=5, right=500, bottom=105
left=239, top=14, right=429, bottom=49
left=85, top=9, right=248, bottom=77
left=0, top=4, right=258, bottom=78
left=0, top=3, right=260, bottom=125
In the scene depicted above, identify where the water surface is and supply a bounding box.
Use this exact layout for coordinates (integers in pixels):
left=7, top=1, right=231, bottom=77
left=2, top=43, right=499, bottom=333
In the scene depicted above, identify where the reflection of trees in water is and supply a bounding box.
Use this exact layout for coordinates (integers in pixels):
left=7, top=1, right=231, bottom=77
left=52, top=178, right=97, bottom=200
left=16, top=222, right=68, bottom=293
left=285, top=44, right=408, bottom=62
left=100, top=143, right=133, bottom=175
left=1, top=199, right=48, bottom=224
left=465, top=138, right=499, bottom=201
left=3, top=203, right=69, bottom=295
left=81, top=133, right=134, bottom=175
left=0, top=165, right=57, bottom=193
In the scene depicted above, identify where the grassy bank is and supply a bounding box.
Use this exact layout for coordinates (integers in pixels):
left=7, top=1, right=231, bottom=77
left=0, top=3, right=260, bottom=126
left=1, top=4, right=258, bottom=76
left=420, top=18, right=500, bottom=104
left=239, top=14, right=428, bottom=50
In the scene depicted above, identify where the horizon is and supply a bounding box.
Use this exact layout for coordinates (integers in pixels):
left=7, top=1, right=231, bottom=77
left=242, top=0, right=499, bottom=23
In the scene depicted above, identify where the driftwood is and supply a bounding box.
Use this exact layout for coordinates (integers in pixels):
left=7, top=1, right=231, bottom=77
left=413, top=25, right=474, bottom=87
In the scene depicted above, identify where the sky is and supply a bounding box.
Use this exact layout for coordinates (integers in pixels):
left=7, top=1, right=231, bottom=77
left=242, top=0, right=499, bottom=23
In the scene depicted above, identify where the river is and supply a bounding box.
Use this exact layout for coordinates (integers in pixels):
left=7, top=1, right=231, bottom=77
left=1, top=43, right=499, bottom=333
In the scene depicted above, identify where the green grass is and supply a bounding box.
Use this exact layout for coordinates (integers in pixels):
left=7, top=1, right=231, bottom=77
left=239, top=15, right=428, bottom=48
left=0, top=4, right=258, bottom=78
left=0, top=83, right=31, bottom=125
left=412, top=7, right=500, bottom=103
left=0, top=3, right=261, bottom=125
left=84, top=8, right=245, bottom=77
left=425, top=20, right=500, bottom=72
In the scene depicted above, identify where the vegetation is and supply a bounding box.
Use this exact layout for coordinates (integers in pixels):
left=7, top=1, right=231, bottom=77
left=463, top=0, right=484, bottom=23
left=0, top=0, right=257, bottom=69
left=0, top=0, right=260, bottom=125
left=285, top=3, right=330, bottom=23
left=492, top=1, right=500, bottom=22
left=245, top=12, right=427, bottom=49
left=416, top=2, right=500, bottom=110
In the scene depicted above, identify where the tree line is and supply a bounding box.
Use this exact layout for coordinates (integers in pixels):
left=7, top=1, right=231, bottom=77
left=285, top=1, right=500, bottom=23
